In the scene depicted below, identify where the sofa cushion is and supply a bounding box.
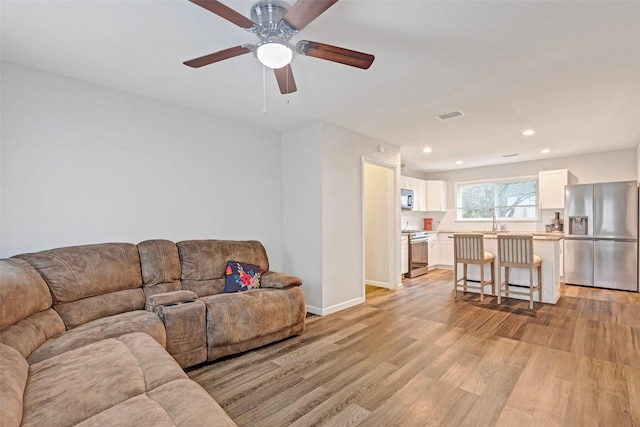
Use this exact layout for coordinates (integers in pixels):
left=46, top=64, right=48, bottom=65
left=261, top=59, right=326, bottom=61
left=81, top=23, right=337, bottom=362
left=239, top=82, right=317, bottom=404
left=224, top=260, right=262, bottom=293
left=15, top=243, right=145, bottom=329
left=202, top=286, right=306, bottom=361
left=0, top=259, right=65, bottom=359
left=0, top=259, right=52, bottom=331
left=138, top=239, right=183, bottom=297
left=27, top=310, right=166, bottom=364
left=178, top=240, right=269, bottom=297
left=0, top=308, right=65, bottom=360
left=21, top=333, right=188, bottom=427
left=74, top=380, right=236, bottom=427
left=0, top=343, right=29, bottom=427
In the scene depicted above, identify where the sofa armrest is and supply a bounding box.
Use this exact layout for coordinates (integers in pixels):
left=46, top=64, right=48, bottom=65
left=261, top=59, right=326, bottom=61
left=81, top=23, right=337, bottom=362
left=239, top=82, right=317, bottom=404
left=145, top=290, right=198, bottom=312
left=260, top=271, right=303, bottom=289
left=155, top=300, right=207, bottom=367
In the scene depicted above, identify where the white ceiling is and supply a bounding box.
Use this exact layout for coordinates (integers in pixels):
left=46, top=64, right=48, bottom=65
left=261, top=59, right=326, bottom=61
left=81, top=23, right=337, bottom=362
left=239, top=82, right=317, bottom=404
left=2, top=0, right=639, bottom=173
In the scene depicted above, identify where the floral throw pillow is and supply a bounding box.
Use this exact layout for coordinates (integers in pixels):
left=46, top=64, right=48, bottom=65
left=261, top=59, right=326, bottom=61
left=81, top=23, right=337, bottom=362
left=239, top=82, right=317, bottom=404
left=224, top=260, right=263, bottom=293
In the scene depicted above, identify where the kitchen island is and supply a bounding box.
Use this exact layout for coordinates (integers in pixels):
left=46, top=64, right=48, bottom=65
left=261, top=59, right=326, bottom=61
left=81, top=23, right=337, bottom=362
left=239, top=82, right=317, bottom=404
left=446, top=232, right=563, bottom=304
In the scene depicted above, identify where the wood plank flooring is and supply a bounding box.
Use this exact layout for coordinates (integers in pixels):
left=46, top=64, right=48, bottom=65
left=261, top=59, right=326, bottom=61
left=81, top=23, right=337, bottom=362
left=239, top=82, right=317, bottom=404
left=188, top=269, right=640, bottom=426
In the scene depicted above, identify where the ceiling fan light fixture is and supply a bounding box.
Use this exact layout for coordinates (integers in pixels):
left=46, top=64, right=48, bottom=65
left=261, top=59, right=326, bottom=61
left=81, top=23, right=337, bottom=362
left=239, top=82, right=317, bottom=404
left=255, top=40, right=293, bottom=69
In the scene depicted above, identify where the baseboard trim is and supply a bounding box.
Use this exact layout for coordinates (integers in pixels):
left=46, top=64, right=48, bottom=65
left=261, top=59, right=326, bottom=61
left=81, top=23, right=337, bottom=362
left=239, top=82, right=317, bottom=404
left=365, top=279, right=391, bottom=289
left=306, top=297, right=364, bottom=316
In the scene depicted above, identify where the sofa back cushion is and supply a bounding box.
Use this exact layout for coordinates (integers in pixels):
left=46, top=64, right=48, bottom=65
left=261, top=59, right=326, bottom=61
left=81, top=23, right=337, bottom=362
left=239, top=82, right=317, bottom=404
left=15, top=243, right=145, bottom=329
left=177, top=240, right=269, bottom=297
left=0, top=259, right=65, bottom=358
left=137, top=239, right=182, bottom=297
left=0, top=258, right=52, bottom=330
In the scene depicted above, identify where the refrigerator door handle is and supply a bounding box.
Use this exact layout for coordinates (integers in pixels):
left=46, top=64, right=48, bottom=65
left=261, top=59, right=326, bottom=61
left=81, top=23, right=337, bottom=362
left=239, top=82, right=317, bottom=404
left=594, top=238, right=638, bottom=243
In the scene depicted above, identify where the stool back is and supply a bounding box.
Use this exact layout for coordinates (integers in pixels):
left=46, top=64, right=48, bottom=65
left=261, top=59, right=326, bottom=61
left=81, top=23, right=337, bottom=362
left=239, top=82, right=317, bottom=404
left=453, top=233, right=485, bottom=263
left=497, top=234, right=534, bottom=267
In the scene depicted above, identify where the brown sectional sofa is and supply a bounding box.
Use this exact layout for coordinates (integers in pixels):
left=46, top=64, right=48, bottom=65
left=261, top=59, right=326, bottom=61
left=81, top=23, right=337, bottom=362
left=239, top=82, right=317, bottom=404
left=0, top=239, right=306, bottom=426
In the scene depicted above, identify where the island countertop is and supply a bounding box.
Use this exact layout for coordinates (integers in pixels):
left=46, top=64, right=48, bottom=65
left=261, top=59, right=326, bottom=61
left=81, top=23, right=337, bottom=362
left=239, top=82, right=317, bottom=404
left=439, top=230, right=564, bottom=241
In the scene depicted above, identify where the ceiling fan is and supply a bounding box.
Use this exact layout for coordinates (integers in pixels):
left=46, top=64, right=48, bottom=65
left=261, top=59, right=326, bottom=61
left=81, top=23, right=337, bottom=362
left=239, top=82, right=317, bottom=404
left=183, top=0, right=375, bottom=94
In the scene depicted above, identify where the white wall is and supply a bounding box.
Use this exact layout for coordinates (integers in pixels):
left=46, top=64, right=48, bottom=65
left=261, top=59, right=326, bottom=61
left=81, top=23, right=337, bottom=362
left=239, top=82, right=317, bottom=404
left=321, top=123, right=401, bottom=311
left=419, top=149, right=637, bottom=233
left=281, top=123, right=324, bottom=311
left=424, top=148, right=637, bottom=209
left=282, top=121, right=401, bottom=315
left=0, top=62, right=285, bottom=269
left=364, top=162, right=394, bottom=288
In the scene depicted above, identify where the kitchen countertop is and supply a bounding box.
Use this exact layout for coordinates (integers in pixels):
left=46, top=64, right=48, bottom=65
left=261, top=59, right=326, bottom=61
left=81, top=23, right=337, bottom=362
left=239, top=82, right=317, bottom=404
left=437, top=230, right=564, bottom=241
left=400, top=230, right=438, bottom=235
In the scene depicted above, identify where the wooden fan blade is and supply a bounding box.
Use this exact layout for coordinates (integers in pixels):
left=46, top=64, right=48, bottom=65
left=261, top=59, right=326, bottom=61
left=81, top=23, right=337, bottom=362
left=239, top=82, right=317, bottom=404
left=189, top=0, right=255, bottom=29
left=297, top=40, right=374, bottom=69
left=274, top=65, right=297, bottom=94
left=183, top=45, right=251, bottom=68
left=283, top=0, right=338, bottom=31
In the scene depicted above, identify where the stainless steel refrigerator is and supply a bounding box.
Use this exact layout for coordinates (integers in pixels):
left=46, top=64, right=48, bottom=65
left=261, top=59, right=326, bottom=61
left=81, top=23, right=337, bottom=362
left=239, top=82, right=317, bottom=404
left=564, top=181, right=638, bottom=291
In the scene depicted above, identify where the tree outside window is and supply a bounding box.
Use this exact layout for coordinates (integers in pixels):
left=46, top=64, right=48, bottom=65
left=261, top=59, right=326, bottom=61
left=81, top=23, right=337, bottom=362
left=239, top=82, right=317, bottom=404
left=457, top=178, right=537, bottom=220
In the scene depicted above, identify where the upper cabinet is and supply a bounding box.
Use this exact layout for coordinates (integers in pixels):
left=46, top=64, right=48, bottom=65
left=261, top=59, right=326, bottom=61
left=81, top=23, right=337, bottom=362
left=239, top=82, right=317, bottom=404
left=401, top=176, right=447, bottom=212
left=539, top=169, right=569, bottom=209
left=401, top=176, right=426, bottom=211
left=425, top=180, right=447, bottom=211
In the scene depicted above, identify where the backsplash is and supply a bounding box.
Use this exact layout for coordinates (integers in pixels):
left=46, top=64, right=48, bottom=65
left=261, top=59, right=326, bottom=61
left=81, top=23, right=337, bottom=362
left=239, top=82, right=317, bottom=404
left=402, top=209, right=563, bottom=232
left=401, top=211, right=446, bottom=231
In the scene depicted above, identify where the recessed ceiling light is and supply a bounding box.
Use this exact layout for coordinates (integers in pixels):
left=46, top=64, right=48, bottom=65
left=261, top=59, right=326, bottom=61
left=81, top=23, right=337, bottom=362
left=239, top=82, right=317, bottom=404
left=522, top=129, right=536, bottom=136
left=541, top=148, right=551, bottom=154
left=422, top=147, right=432, bottom=153
left=456, top=160, right=463, bottom=165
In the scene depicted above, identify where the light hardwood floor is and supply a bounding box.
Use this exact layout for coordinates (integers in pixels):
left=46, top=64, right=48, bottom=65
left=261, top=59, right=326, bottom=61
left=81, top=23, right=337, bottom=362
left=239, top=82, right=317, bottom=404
left=188, top=269, right=640, bottom=426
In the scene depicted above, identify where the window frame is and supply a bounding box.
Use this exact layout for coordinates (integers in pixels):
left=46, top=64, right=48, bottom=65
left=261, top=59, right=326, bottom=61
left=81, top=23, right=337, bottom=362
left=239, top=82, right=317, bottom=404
left=455, top=175, right=539, bottom=222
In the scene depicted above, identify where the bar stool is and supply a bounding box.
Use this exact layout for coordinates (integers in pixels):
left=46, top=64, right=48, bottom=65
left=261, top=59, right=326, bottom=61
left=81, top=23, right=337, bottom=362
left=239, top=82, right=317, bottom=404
left=453, top=233, right=495, bottom=301
left=496, top=234, right=542, bottom=310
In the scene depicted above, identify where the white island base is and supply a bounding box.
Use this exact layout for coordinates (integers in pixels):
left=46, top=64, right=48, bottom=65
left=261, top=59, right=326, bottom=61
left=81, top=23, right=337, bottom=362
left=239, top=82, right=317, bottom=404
left=453, top=235, right=562, bottom=304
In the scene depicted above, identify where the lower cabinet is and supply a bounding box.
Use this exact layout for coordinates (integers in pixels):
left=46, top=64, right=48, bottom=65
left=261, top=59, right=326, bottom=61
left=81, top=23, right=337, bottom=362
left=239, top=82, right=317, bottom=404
left=427, top=234, right=439, bottom=270
left=438, top=233, right=454, bottom=267
left=401, top=235, right=409, bottom=275
left=559, top=239, right=564, bottom=279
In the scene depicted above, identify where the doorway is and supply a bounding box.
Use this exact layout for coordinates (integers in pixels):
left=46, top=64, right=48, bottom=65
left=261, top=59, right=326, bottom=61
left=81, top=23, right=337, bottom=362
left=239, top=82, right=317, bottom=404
left=363, top=159, right=398, bottom=294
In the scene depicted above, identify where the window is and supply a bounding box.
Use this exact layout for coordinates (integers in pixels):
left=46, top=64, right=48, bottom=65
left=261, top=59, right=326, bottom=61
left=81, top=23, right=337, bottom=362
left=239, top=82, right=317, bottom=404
left=457, top=177, right=538, bottom=221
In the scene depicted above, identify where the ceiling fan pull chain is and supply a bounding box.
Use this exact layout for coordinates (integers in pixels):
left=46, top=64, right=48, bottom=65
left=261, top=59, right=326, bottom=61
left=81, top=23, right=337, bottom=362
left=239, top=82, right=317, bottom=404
left=262, top=64, right=268, bottom=113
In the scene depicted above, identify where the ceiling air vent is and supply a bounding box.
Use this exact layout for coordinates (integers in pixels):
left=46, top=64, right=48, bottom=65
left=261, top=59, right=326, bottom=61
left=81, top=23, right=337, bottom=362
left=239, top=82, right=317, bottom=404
left=435, top=110, right=465, bottom=121
left=503, top=153, right=519, bottom=158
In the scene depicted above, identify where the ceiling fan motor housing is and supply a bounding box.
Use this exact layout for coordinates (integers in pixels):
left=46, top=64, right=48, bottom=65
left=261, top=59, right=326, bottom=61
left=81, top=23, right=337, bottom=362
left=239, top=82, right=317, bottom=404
left=250, top=0, right=296, bottom=39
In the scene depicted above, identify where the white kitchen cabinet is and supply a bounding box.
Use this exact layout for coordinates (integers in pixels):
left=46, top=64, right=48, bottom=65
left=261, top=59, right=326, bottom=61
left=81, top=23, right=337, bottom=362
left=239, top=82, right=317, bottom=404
left=401, top=235, right=409, bottom=275
left=438, top=232, right=454, bottom=267
left=401, top=176, right=427, bottom=212
left=427, top=234, right=439, bottom=270
left=559, top=239, right=564, bottom=279
left=400, top=176, right=411, bottom=190
left=425, top=180, right=447, bottom=211
left=539, top=169, right=569, bottom=209
left=413, top=179, right=426, bottom=211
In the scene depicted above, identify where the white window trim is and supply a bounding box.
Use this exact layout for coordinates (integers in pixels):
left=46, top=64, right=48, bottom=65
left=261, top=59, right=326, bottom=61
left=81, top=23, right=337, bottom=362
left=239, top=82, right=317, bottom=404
left=455, top=175, right=539, bottom=222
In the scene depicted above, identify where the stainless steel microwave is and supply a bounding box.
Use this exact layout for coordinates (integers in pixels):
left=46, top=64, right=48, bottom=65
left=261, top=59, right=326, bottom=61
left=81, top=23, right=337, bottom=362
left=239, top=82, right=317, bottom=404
left=401, top=189, right=414, bottom=210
